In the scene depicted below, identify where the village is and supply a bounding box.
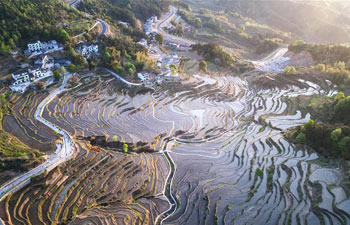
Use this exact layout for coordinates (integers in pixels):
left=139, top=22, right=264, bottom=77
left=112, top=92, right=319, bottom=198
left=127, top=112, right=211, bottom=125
left=11, top=40, right=98, bottom=93
left=10, top=13, right=190, bottom=93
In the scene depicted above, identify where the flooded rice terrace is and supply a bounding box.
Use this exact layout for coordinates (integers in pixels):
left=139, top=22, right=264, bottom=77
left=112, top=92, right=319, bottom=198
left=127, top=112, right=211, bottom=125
left=2, top=72, right=349, bottom=225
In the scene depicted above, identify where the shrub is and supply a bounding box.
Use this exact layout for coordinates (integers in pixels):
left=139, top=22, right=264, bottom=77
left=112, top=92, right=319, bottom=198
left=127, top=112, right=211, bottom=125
left=53, top=70, right=61, bottom=81
left=315, top=64, right=326, bottom=72
left=334, top=97, right=350, bottom=124
left=68, top=64, right=77, bottom=73
left=284, top=66, right=296, bottom=74
left=330, top=128, right=342, bottom=142
left=199, top=61, right=207, bottom=72
left=296, top=132, right=306, bottom=144
left=334, top=92, right=345, bottom=101
left=338, top=137, right=350, bottom=154
left=123, top=143, right=128, bottom=153
left=288, top=40, right=307, bottom=53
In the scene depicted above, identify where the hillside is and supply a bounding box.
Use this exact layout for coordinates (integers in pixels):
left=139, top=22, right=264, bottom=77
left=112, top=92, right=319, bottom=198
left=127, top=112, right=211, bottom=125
left=0, top=0, right=93, bottom=53
left=218, top=0, right=350, bottom=43
left=77, top=0, right=170, bottom=28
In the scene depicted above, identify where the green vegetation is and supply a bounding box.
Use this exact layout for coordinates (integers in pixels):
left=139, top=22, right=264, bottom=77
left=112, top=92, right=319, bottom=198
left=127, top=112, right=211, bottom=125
left=287, top=92, right=350, bottom=159
left=255, top=38, right=282, bottom=54
left=191, top=43, right=235, bottom=68
left=77, top=0, right=169, bottom=27
left=284, top=66, right=296, bottom=75
left=0, top=0, right=88, bottom=54
left=287, top=41, right=350, bottom=86
left=288, top=41, right=350, bottom=64
left=68, top=64, right=77, bottom=73
left=37, top=81, right=45, bottom=90
left=99, top=37, right=156, bottom=76
left=155, top=33, right=164, bottom=45
left=169, top=64, right=178, bottom=75
left=123, top=143, right=128, bottom=153
left=199, top=61, right=207, bottom=72
left=0, top=93, right=43, bottom=172
left=53, top=70, right=61, bottom=81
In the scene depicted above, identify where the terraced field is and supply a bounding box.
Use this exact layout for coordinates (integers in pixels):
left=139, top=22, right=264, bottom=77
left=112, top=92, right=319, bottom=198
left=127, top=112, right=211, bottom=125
left=1, top=70, right=349, bottom=225
left=3, top=91, right=58, bottom=153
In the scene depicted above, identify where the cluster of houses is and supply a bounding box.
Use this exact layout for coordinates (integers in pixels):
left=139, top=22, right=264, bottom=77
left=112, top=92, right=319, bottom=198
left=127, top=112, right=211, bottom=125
left=11, top=40, right=71, bottom=92
left=144, top=16, right=158, bottom=36
left=24, top=40, right=63, bottom=56
left=11, top=54, right=73, bottom=92
left=11, top=39, right=100, bottom=93
left=76, top=44, right=98, bottom=59
left=137, top=39, right=148, bottom=48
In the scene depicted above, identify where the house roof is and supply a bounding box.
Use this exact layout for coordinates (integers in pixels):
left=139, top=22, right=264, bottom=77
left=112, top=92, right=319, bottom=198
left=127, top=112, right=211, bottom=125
left=13, top=69, right=28, bottom=76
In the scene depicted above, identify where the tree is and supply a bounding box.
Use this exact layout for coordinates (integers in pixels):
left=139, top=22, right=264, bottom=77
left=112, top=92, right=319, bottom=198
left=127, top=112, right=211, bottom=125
left=194, top=18, right=202, bottom=28
left=315, top=64, right=326, bottom=72
left=334, top=92, right=345, bottom=101
left=124, top=62, right=136, bottom=75
left=288, top=40, right=307, bottom=53
left=169, top=64, right=178, bottom=75
left=57, top=28, right=71, bottom=45
left=123, top=143, right=128, bottom=153
left=37, top=81, right=45, bottom=90
left=0, top=93, right=6, bottom=106
left=60, top=66, right=66, bottom=74
left=334, top=97, right=350, bottom=124
left=53, top=70, right=61, bottom=81
left=296, top=132, right=306, bottom=144
left=338, top=137, right=350, bottom=153
left=199, top=61, right=207, bottom=72
left=284, top=66, right=296, bottom=74
left=87, top=58, right=96, bottom=71
left=175, top=23, right=185, bottom=36
left=155, top=33, right=164, bottom=45
left=68, top=64, right=77, bottom=73
left=330, top=128, right=342, bottom=142
left=74, top=54, right=86, bottom=67
left=303, top=120, right=315, bottom=133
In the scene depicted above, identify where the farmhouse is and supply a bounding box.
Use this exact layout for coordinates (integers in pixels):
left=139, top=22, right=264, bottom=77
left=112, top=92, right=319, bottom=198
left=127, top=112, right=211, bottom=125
left=27, top=40, right=59, bottom=53
left=78, top=44, right=98, bottom=58
left=12, top=70, right=30, bottom=86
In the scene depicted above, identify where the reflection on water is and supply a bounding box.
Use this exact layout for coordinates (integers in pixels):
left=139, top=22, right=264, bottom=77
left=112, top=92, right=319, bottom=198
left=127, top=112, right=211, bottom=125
left=47, top=74, right=350, bottom=225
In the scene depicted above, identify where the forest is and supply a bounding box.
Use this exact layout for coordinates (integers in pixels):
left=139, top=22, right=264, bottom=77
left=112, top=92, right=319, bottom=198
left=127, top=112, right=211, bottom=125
left=287, top=92, right=350, bottom=159
left=191, top=43, right=236, bottom=68
left=0, top=0, right=85, bottom=54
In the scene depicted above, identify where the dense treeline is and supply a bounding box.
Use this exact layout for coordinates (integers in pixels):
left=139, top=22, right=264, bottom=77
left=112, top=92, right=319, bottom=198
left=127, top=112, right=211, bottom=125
left=287, top=92, right=350, bottom=159
left=191, top=43, right=236, bottom=68
left=288, top=41, right=350, bottom=85
left=77, top=0, right=169, bottom=27
left=99, top=36, right=156, bottom=76
left=288, top=40, right=350, bottom=64
left=0, top=0, right=82, bottom=54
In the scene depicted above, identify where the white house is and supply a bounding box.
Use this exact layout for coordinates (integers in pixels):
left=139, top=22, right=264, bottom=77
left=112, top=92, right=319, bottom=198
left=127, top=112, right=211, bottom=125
left=79, top=44, right=98, bottom=58
left=118, top=21, right=130, bottom=27
left=28, top=41, right=43, bottom=52
left=12, top=70, right=30, bottom=85
left=27, top=40, right=59, bottom=53
left=137, top=39, right=148, bottom=48
left=137, top=72, right=149, bottom=82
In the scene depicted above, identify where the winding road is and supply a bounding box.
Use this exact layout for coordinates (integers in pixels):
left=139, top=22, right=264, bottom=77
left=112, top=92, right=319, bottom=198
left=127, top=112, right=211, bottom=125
left=69, top=0, right=110, bottom=36
left=155, top=6, right=194, bottom=46
left=0, top=74, right=75, bottom=204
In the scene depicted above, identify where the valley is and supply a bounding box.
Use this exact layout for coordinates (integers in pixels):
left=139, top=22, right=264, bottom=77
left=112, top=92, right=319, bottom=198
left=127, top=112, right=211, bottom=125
left=0, top=0, right=349, bottom=224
